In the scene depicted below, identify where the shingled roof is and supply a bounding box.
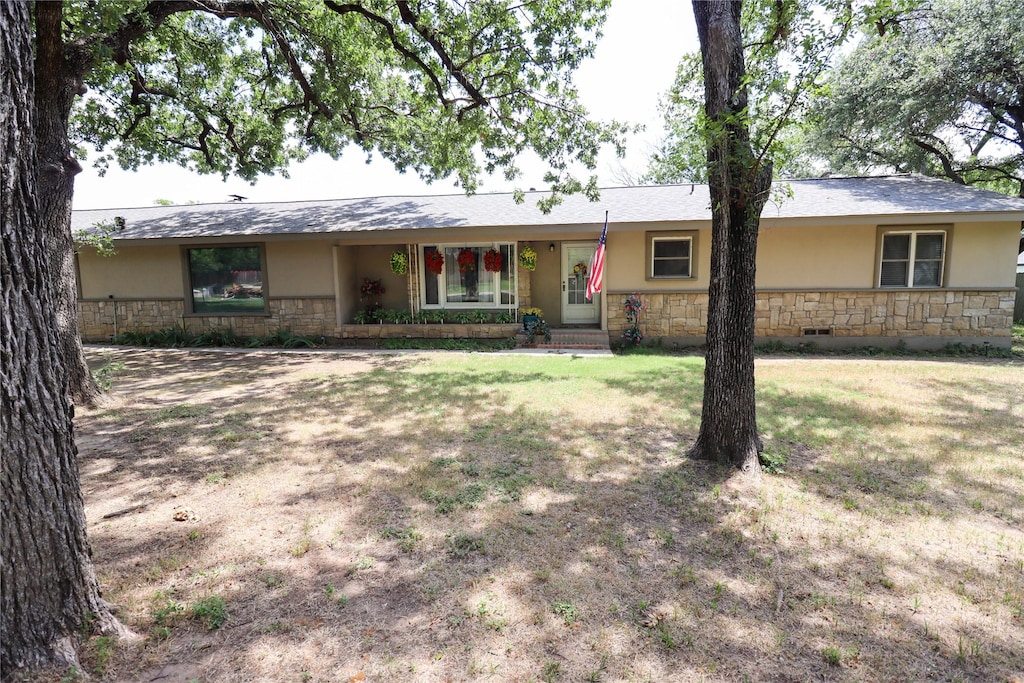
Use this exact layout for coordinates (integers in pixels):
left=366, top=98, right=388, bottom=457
left=71, top=175, right=1024, bottom=241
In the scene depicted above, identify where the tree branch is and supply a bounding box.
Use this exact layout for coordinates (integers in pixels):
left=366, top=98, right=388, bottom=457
left=394, top=1, right=489, bottom=109
left=252, top=4, right=333, bottom=121
left=323, top=1, right=452, bottom=107
left=910, top=136, right=966, bottom=184
left=99, top=1, right=266, bottom=66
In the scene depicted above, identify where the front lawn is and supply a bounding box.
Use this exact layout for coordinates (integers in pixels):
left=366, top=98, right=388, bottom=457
left=61, top=349, right=1024, bottom=682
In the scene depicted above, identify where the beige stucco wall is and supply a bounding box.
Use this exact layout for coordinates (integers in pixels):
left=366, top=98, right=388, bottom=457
left=349, top=245, right=411, bottom=311
left=757, top=224, right=877, bottom=289
left=335, top=245, right=358, bottom=325
left=78, top=245, right=183, bottom=299
left=529, top=242, right=563, bottom=321
left=265, top=241, right=334, bottom=296
left=947, top=221, right=1020, bottom=288
left=604, top=220, right=1020, bottom=291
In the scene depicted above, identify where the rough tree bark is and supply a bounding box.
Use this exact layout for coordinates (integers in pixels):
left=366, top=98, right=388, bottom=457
left=34, top=1, right=102, bottom=407
left=688, top=0, right=773, bottom=473
left=1, top=2, right=125, bottom=671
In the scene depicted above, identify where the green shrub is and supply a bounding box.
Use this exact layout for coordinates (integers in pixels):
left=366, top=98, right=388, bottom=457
left=190, top=326, right=242, bottom=347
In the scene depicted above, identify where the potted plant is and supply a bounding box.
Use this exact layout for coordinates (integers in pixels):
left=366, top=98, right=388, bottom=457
left=457, top=248, right=476, bottom=272
left=518, top=245, right=537, bottom=271
left=524, top=318, right=551, bottom=344
left=483, top=248, right=503, bottom=272
left=519, top=306, right=542, bottom=330
left=360, top=278, right=385, bottom=315
left=390, top=250, right=409, bottom=275
left=424, top=249, right=444, bottom=275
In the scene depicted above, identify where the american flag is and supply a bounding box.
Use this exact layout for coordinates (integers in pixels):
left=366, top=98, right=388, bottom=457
left=585, top=212, right=608, bottom=301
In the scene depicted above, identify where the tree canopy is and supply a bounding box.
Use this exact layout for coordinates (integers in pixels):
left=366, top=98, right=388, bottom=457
left=644, top=0, right=866, bottom=185
left=65, top=0, right=624, bottom=204
left=809, top=0, right=1024, bottom=197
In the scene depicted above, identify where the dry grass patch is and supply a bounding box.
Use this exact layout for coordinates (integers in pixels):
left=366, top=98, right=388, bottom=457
left=25, top=348, right=1023, bottom=682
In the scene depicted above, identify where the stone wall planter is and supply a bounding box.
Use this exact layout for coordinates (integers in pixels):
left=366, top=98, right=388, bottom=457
left=338, top=323, right=520, bottom=340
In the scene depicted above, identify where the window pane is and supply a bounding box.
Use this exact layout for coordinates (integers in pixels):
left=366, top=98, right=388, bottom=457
left=882, top=234, right=910, bottom=260
left=913, top=261, right=941, bottom=287
left=915, top=233, right=944, bottom=260
left=654, top=258, right=691, bottom=277
left=653, top=239, right=691, bottom=259
left=879, top=260, right=908, bottom=287
left=423, top=246, right=439, bottom=305
left=500, top=244, right=515, bottom=305
left=188, top=247, right=264, bottom=314
left=444, top=247, right=493, bottom=304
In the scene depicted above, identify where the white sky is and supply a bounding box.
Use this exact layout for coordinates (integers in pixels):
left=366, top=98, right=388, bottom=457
left=73, top=1, right=697, bottom=209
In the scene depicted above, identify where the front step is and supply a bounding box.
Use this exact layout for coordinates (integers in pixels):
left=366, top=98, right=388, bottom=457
left=517, top=327, right=611, bottom=351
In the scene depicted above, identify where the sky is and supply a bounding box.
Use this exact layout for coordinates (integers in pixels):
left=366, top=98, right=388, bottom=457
left=73, top=1, right=698, bottom=209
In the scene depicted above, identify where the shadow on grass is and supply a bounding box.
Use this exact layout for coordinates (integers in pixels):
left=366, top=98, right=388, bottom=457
left=73, top=348, right=1023, bottom=682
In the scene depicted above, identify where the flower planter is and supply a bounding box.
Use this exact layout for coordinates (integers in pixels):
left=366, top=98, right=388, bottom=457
left=522, top=314, right=539, bottom=331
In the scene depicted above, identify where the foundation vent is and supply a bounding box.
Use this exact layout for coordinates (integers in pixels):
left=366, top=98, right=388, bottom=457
left=801, top=327, right=833, bottom=337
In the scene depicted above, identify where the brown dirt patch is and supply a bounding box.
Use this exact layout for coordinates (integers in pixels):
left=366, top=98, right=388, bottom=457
left=25, top=348, right=1024, bottom=682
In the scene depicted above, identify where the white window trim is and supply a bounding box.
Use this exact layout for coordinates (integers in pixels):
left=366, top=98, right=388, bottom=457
left=878, top=230, right=946, bottom=288
left=419, top=242, right=517, bottom=309
left=650, top=235, right=693, bottom=279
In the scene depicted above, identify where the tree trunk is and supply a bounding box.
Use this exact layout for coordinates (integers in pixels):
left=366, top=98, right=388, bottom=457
left=688, top=0, right=772, bottom=473
left=34, top=1, right=102, bottom=407
left=1, top=2, right=125, bottom=672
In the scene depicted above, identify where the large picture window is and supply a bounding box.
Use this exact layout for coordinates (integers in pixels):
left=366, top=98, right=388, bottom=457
left=879, top=231, right=946, bottom=288
left=421, top=243, right=516, bottom=308
left=186, top=246, right=267, bottom=314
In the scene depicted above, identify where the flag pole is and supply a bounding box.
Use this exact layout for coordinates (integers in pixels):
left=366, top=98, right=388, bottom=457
left=585, top=211, right=608, bottom=302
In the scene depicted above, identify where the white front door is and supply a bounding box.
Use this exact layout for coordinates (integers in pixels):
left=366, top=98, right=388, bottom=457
left=562, top=242, right=600, bottom=324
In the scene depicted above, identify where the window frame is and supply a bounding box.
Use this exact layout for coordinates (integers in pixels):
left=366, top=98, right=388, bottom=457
left=182, top=243, right=270, bottom=316
left=875, top=227, right=950, bottom=289
left=419, top=242, right=517, bottom=309
left=646, top=230, right=698, bottom=281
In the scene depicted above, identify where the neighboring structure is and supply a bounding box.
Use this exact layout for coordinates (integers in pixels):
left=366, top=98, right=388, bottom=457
left=73, top=175, right=1024, bottom=349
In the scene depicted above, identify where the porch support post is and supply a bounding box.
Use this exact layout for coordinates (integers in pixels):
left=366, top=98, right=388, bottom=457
left=332, top=245, right=343, bottom=330
left=407, top=244, right=419, bottom=317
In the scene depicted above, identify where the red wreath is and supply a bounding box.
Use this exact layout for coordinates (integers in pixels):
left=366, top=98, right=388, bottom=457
left=424, top=249, right=444, bottom=275
left=483, top=249, right=503, bottom=273
left=457, top=248, right=476, bottom=273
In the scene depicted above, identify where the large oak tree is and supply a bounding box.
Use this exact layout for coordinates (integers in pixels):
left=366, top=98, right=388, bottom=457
left=810, top=0, right=1024, bottom=198
left=687, top=0, right=862, bottom=471
left=2, top=2, right=129, bottom=672
left=38, top=0, right=623, bottom=405
left=5, top=0, right=619, bottom=672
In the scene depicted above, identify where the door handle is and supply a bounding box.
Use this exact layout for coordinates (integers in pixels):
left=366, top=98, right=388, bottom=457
left=562, top=281, right=566, bottom=292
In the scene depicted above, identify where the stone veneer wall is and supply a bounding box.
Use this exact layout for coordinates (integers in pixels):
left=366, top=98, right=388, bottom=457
left=78, top=297, right=336, bottom=341
left=339, top=323, right=520, bottom=340
left=606, top=290, right=1016, bottom=344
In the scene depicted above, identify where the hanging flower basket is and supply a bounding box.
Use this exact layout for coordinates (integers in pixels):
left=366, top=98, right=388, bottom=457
left=424, top=249, right=444, bottom=275
left=483, top=249, right=503, bottom=273
left=457, top=248, right=476, bottom=273
left=390, top=250, right=409, bottom=275
left=518, top=246, right=537, bottom=271
left=572, top=261, right=588, bottom=279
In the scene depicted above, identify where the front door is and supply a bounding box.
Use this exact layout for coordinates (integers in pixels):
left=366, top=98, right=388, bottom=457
left=562, top=242, right=600, bottom=324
